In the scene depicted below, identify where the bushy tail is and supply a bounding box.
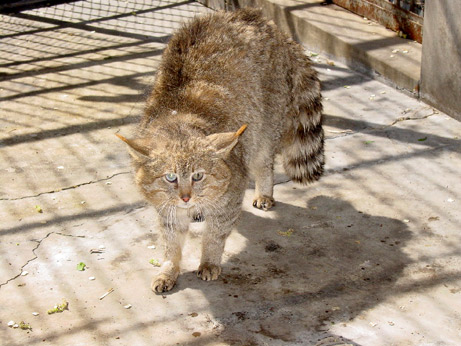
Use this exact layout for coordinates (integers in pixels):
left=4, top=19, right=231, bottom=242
left=282, top=55, right=325, bottom=184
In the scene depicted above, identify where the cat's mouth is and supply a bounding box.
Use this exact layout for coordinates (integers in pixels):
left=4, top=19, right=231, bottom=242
left=176, top=201, right=195, bottom=209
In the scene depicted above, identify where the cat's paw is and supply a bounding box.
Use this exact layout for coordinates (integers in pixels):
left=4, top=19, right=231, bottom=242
left=197, top=263, right=222, bottom=281
left=252, top=196, right=275, bottom=211
left=151, top=273, right=177, bottom=293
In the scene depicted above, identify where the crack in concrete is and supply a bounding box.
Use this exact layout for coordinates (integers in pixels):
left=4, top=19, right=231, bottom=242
left=256, top=108, right=439, bottom=186
left=327, top=107, right=439, bottom=140
left=326, top=130, right=357, bottom=140
left=0, top=171, right=130, bottom=201
left=385, top=108, right=439, bottom=128
left=0, top=231, right=86, bottom=289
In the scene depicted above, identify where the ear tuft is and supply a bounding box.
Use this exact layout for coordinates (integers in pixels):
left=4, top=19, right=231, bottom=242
left=115, top=133, right=150, bottom=158
left=235, top=124, right=248, bottom=137
left=206, top=124, right=248, bottom=157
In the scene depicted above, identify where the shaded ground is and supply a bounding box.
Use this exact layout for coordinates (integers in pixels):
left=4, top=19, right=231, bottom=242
left=1, top=1, right=461, bottom=345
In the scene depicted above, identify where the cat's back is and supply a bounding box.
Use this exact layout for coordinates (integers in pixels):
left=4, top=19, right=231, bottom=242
left=157, top=9, right=289, bottom=90
left=166, top=9, right=275, bottom=59
left=168, top=9, right=263, bottom=52
left=140, top=9, right=323, bottom=184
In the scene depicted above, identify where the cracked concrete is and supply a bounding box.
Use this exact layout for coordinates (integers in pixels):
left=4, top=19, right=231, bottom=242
left=0, top=172, right=131, bottom=201
left=0, top=231, right=83, bottom=288
left=326, top=107, right=439, bottom=138
left=1, top=1, right=461, bottom=345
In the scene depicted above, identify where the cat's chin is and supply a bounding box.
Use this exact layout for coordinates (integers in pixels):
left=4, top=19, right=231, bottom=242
left=176, top=203, right=195, bottom=209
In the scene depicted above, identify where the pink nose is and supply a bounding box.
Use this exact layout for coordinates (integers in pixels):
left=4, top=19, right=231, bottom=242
left=181, top=196, right=190, bottom=203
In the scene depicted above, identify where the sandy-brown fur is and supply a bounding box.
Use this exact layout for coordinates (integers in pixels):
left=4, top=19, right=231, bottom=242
left=120, top=9, right=324, bottom=292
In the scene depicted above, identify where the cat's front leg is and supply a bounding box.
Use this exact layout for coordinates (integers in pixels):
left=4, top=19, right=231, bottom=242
left=197, top=230, right=228, bottom=281
left=152, top=259, right=179, bottom=293
left=197, top=207, right=240, bottom=281
left=151, top=221, right=187, bottom=293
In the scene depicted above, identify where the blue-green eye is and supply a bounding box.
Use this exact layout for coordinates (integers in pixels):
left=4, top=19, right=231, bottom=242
left=192, top=172, right=204, bottom=182
left=165, top=173, right=177, bottom=183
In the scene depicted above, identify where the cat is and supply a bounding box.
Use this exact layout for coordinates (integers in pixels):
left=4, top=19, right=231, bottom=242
left=117, top=8, right=324, bottom=293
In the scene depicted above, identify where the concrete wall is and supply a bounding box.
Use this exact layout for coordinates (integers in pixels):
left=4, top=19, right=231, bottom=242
left=420, top=1, right=461, bottom=121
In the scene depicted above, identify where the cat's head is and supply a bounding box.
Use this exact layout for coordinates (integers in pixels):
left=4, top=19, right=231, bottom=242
left=116, top=124, right=247, bottom=214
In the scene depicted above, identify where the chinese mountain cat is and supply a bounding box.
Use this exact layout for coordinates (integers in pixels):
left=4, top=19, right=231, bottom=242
left=117, top=9, right=324, bottom=292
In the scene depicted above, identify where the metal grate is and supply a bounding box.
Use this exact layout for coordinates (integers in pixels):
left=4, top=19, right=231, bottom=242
left=388, top=0, right=424, bottom=17
left=331, top=0, right=424, bottom=43
left=0, top=1, right=80, bottom=13
left=0, top=0, right=206, bottom=72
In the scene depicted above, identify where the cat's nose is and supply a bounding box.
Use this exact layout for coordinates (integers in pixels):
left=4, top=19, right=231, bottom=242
left=181, top=195, right=190, bottom=203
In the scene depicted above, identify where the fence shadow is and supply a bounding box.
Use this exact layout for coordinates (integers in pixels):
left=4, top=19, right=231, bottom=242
left=1, top=1, right=459, bottom=345
left=174, top=196, right=412, bottom=344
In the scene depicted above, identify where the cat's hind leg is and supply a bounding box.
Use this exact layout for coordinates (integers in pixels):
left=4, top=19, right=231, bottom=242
left=251, top=147, right=275, bottom=211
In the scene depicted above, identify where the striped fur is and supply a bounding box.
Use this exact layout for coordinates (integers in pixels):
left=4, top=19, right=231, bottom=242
left=281, top=46, right=324, bottom=184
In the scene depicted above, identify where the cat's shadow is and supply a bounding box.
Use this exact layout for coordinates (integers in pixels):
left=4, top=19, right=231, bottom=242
left=175, top=195, right=412, bottom=345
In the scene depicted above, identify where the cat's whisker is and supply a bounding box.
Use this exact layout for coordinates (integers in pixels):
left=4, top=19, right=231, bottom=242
left=169, top=204, right=176, bottom=231
left=198, top=196, right=234, bottom=229
left=159, top=200, right=175, bottom=232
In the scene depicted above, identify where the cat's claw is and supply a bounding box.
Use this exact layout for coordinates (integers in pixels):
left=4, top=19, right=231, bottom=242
left=252, top=196, right=275, bottom=211
left=197, top=263, right=221, bottom=281
left=151, top=274, right=176, bottom=293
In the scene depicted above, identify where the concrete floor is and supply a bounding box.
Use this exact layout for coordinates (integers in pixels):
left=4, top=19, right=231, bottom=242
left=1, top=1, right=461, bottom=345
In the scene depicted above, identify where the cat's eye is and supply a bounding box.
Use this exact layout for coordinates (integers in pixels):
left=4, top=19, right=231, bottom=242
left=192, top=172, right=204, bottom=182
left=165, top=173, right=177, bottom=183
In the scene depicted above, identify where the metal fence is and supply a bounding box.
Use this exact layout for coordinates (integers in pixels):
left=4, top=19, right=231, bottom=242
left=388, top=0, right=424, bottom=17
left=332, top=0, right=424, bottom=43
left=1, top=0, right=426, bottom=44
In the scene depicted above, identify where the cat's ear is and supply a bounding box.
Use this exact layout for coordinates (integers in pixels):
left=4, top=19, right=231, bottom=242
left=115, top=133, right=150, bottom=160
left=206, top=124, right=247, bottom=157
